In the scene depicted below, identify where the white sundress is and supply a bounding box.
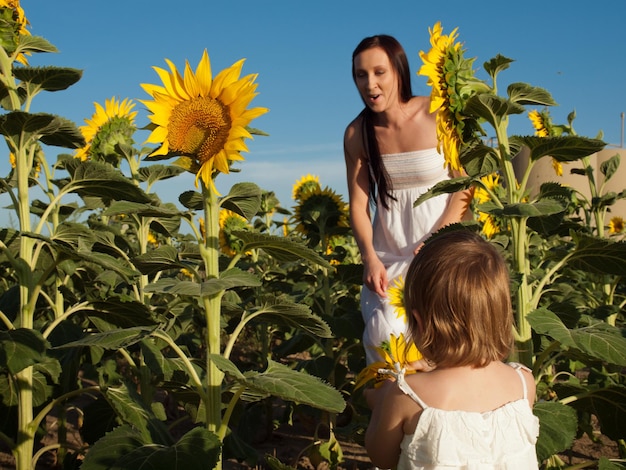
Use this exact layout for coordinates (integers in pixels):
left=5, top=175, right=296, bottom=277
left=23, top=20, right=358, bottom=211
left=392, top=363, right=540, bottom=469
left=361, top=148, right=451, bottom=364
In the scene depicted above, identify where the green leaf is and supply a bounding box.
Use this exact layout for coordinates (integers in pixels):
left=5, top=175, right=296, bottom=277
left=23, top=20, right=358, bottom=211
left=63, top=160, right=152, bottom=203
left=220, top=182, right=263, bottom=220
left=231, top=359, right=346, bottom=413
left=0, top=328, right=48, bottom=375
left=499, top=200, right=566, bottom=218
left=568, top=233, right=626, bottom=276
left=250, top=302, right=333, bottom=338
left=83, top=300, right=157, bottom=332
left=566, top=385, right=626, bottom=442
left=528, top=308, right=626, bottom=366
left=460, top=143, right=500, bottom=177
left=132, top=246, right=186, bottom=275
left=15, top=35, right=58, bottom=54
left=482, top=54, right=514, bottom=79
left=507, top=82, right=557, bottom=106
left=179, top=190, right=204, bottom=210
left=144, top=278, right=201, bottom=297
left=235, top=231, right=332, bottom=268
left=413, top=176, right=474, bottom=207
left=533, top=401, right=577, bottom=462
left=80, top=425, right=145, bottom=469
left=103, top=201, right=182, bottom=219
left=513, top=136, right=606, bottom=163
left=137, top=164, right=186, bottom=186
left=464, top=94, right=525, bottom=128
left=0, top=111, right=85, bottom=149
left=201, top=268, right=262, bottom=296
left=55, top=326, right=155, bottom=350
left=600, top=152, right=620, bottom=182
left=13, top=66, right=82, bottom=92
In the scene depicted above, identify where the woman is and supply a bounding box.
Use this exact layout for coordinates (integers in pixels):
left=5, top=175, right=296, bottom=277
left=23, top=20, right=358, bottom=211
left=343, top=35, right=470, bottom=364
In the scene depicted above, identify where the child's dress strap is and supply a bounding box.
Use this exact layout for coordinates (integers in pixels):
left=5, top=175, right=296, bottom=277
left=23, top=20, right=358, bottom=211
left=508, top=362, right=530, bottom=402
left=378, top=365, right=429, bottom=409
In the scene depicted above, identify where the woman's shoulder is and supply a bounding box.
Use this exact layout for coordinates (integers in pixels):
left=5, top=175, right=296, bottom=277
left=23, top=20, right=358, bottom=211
left=407, top=95, right=436, bottom=118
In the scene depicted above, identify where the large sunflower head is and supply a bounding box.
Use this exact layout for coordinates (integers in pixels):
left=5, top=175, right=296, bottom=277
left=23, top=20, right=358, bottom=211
left=0, top=0, right=30, bottom=64
left=140, top=50, right=268, bottom=193
left=219, top=209, right=249, bottom=256
left=74, top=97, right=137, bottom=166
left=354, top=333, right=423, bottom=390
left=293, top=186, right=349, bottom=246
left=418, top=22, right=486, bottom=171
left=292, top=174, right=320, bottom=200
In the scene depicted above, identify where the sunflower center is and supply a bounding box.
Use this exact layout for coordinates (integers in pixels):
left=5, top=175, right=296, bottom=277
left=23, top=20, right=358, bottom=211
left=168, top=97, right=231, bottom=162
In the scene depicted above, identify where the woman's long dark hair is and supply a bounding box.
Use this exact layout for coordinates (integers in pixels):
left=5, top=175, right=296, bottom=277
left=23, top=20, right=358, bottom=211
left=352, top=35, right=413, bottom=209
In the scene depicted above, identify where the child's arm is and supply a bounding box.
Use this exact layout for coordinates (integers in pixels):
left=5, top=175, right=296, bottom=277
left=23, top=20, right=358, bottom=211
left=364, top=380, right=409, bottom=469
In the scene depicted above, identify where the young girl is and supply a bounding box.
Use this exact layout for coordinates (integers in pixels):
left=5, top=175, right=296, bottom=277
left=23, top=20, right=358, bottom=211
left=364, top=230, right=540, bottom=469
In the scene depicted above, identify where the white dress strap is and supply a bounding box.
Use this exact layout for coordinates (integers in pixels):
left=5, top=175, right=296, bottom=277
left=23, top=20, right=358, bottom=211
left=378, top=364, right=429, bottom=409
left=508, top=362, right=531, bottom=401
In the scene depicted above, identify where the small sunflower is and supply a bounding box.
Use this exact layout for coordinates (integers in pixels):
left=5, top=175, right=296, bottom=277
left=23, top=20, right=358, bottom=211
left=418, top=22, right=485, bottom=171
left=474, top=173, right=502, bottom=239
left=75, top=97, right=137, bottom=165
left=0, top=0, right=31, bottom=64
left=140, top=50, right=268, bottom=193
left=354, top=333, right=422, bottom=390
left=292, top=174, right=320, bottom=200
left=528, top=109, right=565, bottom=176
left=293, top=186, right=348, bottom=243
left=219, top=209, right=249, bottom=256
left=388, top=276, right=406, bottom=322
left=609, top=216, right=624, bottom=234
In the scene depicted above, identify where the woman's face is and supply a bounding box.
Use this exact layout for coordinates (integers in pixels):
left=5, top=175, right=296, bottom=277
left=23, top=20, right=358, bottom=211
left=353, top=46, right=399, bottom=113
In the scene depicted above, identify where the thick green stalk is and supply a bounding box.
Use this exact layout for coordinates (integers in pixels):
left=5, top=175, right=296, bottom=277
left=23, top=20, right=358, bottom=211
left=200, top=184, right=225, bottom=443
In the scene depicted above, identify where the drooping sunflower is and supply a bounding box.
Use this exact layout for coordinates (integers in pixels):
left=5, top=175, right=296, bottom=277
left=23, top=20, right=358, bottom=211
left=354, top=333, right=422, bottom=390
left=418, top=22, right=485, bottom=171
left=293, top=186, right=349, bottom=244
left=292, top=174, right=321, bottom=200
left=388, top=275, right=406, bottom=322
left=528, top=109, right=565, bottom=177
left=0, top=0, right=30, bottom=64
left=140, top=50, right=268, bottom=193
left=474, top=173, right=502, bottom=239
left=74, top=97, right=137, bottom=165
left=609, top=216, right=624, bottom=234
left=219, top=209, right=249, bottom=256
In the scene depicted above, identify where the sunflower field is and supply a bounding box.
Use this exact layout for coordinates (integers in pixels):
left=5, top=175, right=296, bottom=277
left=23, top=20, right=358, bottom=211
left=0, top=4, right=624, bottom=470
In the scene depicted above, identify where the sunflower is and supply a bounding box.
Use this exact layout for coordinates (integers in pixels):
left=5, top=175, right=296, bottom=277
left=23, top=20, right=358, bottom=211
left=0, top=0, right=30, bottom=64
left=609, top=216, right=624, bottom=234
left=388, top=276, right=406, bottom=322
left=140, top=50, right=268, bottom=193
left=292, top=174, right=320, bottom=200
left=528, top=109, right=564, bottom=176
left=75, top=97, right=137, bottom=165
left=418, top=22, right=484, bottom=171
left=474, top=173, right=502, bottom=239
left=219, top=209, right=249, bottom=256
left=293, top=186, right=349, bottom=243
left=354, top=333, right=422, bottom=390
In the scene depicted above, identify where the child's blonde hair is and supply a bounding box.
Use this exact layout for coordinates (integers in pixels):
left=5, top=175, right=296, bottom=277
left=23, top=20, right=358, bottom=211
left=404, top=230, right=513, bottom=368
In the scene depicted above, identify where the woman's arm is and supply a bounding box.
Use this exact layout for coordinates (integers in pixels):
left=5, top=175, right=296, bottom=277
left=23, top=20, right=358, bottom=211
left=344, top=123, right=388, bottom=296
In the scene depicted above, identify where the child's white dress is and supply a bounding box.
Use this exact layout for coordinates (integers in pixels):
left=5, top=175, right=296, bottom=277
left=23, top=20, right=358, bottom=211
left=361, top=148, right=451, bottom=364
left=394, top=363, right=540, bottom=469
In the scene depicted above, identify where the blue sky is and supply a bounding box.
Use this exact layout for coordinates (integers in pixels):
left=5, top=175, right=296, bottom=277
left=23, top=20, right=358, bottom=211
left=2, top=0, right=625, bottom=219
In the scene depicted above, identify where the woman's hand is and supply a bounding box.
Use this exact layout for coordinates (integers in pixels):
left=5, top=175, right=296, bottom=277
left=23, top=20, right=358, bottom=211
left=363, top=256, right=388, bottom=297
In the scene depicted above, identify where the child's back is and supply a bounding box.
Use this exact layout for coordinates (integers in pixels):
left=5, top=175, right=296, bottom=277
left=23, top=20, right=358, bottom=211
left=395, top=361, right=538, bottom=469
